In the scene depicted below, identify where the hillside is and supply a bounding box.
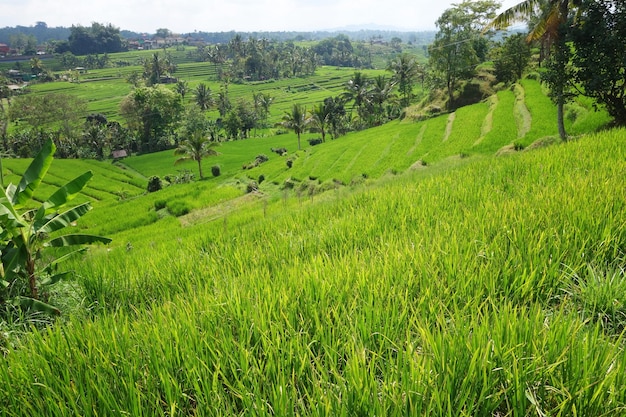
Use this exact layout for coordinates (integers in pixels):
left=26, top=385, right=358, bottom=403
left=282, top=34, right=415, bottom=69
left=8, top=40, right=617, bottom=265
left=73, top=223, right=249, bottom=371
left=1, top=75, right=624, bottom=415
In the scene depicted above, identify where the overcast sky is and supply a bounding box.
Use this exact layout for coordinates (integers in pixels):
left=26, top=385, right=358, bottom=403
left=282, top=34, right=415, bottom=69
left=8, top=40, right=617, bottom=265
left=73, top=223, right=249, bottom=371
left=2, top=0, right=523, bottom=34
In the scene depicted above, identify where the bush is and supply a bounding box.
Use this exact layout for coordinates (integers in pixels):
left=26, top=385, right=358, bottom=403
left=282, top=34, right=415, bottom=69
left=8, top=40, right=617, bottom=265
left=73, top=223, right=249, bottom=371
left=147, top=176, right=162, bottom=192
left=246, top=181, right=259, bottom=193
left=154, top=200, right=167, bottom=210
left=243, top=154, right=270, bottom=170
left=286, top=159, right=294, bottom=169
left=211, top=165, right=221, bottom=177
left=166, top=201, right=190, bottom=217
left=258, top=174, right=265, bottom=184
left=308, top=138, right=323, bottom=146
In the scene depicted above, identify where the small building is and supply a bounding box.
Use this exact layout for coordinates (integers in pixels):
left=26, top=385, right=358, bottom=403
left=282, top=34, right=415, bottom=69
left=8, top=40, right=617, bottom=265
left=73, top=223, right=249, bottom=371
left=0, top=43, right=10, bottom=55
left=112, top=150, right=128, bottom=160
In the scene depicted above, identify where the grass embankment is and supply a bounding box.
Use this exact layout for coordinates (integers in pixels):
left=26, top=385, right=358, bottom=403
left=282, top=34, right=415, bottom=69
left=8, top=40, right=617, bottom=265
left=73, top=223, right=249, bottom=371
left=2, top=125, right=626, bottom=415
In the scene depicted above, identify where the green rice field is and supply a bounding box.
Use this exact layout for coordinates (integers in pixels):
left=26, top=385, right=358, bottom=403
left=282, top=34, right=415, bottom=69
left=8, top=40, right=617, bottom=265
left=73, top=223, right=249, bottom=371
left=1, top=50, right=624, bottom=415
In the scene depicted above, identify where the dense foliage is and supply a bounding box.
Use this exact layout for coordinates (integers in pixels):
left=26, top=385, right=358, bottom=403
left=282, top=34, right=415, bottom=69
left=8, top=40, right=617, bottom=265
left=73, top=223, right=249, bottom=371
left=571, top=0, right=626, bottom=125
left=56, top=23, right=127, bottom=56
left=428, top=0, right=499, bottom=109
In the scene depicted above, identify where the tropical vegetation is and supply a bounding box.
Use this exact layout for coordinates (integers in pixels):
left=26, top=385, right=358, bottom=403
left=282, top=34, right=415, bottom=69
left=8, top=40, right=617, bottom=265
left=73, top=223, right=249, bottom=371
left=1, top=2, right=626, bottom=414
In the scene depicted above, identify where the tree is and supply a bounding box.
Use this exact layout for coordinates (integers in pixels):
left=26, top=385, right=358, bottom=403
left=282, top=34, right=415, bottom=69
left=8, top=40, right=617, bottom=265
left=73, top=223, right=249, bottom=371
left=235, top=100, right=258, bottom=138
left=487, top=0, right=583, bottom=140
left=9, top=93, right=87, bottom=140
left=144, top=52, right=170, bottom=86
left=492, top=33, right=532, bottom=83
left=194, top=83, right=213, bottom=111
left=29, top=57, right=44, bottom=75
left=175, top=109, right=219, bottom=179
left=570, top=0, right=626, bottom=126
left=387, top=54, right=418, bottom=107
left=344, top=71, right=373, bottom=125
left=155, top=28, right=172, bottom=39
left=175, top=80, right=189, bottom=101
left=216, top=84, right=232, bottom=118
left=120, top=85, right=183, bottom=152
left=307, top=104, right=330, bottom=143
left=323, top=96, right=347, bottom=140
left=67, top=23, right=125, bottom=55
left=278, top=104, right=307, bottom=150
left=0, top=139, right=110, bottom=315
left=429, top=0, right=499, bottom=110
left=371, top=75, right=399, bottom=124
left=253, top=92, right=273, bottom=128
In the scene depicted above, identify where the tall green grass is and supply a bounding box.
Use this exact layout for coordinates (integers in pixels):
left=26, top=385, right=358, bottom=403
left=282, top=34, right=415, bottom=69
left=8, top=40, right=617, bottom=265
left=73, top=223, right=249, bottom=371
left=2, top=128, right=626, bottom=416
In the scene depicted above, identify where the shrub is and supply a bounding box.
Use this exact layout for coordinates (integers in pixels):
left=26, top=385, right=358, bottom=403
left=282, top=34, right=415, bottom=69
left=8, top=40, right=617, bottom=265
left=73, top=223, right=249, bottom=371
left=243, top=154, right=270, bottom=170
left=286, top=159, right=294, bottom=168
left=211, top=165, right=221, bottom=177
left=154, top=200, right=167, bottom=211
left=166, top=201, right=190, bottom=217
left=246, top=181, right=258, bottom=193
left=258, top=174, right=265, bottom=184
left=147, top=176, right=162, bottom=192
left=308, top=138, right=323, bottom=146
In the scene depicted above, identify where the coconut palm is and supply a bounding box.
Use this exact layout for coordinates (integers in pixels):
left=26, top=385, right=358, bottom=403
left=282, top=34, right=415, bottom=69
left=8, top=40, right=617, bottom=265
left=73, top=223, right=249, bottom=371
left=307, top=104, right=330, bottom=143
left=387, top=54, right=418, bottom=107
left=486, top=0, right=582, bottom=140
left=278, top=104, right=307, bottom=150
left=175, top=80, right=188, bottom=101
left=174, top=134, right=219, bottom=179
left=194, top=83, right=213, bottom=111
left=371, top=75, right=397, bottom=124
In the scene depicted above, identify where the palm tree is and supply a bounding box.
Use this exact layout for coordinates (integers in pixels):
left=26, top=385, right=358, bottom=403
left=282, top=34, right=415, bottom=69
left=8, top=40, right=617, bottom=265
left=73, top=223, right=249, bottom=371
left=486, top=0, right=582, bottom=140
left=194, top=83, right=213, bottom=111
left=278, top=104, right=307, bottom=150
left=174, top=133, right=219, bottom=179
left=175, top=80, right=189, bottom=101
left=307, top=104, right=330, bottom=143
left=343, top=71, right=371, bottom=112
left=387, top=54, right=419, bottom=107
left=371, top=75, right=397, bottom=124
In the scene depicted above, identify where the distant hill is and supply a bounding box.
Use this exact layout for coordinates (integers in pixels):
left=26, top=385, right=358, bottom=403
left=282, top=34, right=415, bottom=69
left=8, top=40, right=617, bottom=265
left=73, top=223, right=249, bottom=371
left=0, top=22, right=435, bottom=46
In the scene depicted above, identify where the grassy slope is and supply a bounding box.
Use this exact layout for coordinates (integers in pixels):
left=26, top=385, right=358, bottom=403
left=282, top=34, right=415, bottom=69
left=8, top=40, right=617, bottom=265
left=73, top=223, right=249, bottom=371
left=1, top=76, right=623, bottom=415
left=2, top=127, right=626, bottom=416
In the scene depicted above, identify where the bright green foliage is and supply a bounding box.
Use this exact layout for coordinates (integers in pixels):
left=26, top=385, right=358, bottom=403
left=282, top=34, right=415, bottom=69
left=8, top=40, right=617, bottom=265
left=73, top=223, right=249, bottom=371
left=492, top=33, right=532, bottom=83
left=2, top=129, right=626, bottom=414
left=119, top=85, right=183, bottom=152
left=0, top=139, right=111, bottom=315
left=571, top=0, right=626, bottom=125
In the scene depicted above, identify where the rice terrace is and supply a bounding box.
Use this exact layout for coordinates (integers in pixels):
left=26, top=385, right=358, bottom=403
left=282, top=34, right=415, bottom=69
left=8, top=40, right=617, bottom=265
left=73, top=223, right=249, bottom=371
left=2, top=0, right=626, bottom=415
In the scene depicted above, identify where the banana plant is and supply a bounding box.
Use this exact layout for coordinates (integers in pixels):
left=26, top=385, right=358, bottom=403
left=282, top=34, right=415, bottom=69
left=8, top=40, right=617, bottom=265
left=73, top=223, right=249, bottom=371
left=0, top=139, right=111, bottom=315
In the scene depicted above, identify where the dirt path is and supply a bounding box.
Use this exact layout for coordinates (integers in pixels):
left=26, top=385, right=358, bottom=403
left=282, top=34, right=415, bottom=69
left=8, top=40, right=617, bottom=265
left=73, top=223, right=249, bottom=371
left=473, top=94, right=498, bottom=146
left=443, top=111, right=456, bottom=142
left=513, top=83, right=532, bottom=139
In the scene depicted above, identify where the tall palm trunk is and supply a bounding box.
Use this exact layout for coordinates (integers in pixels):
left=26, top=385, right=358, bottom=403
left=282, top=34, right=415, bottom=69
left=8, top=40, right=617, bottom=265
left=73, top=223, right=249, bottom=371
left=197, top=159, right=204, bottom=179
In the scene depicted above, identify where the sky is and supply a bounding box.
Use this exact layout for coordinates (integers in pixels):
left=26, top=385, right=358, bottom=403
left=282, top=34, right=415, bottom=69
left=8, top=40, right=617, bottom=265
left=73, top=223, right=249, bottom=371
left=2, top=0, right=523, bottom=34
